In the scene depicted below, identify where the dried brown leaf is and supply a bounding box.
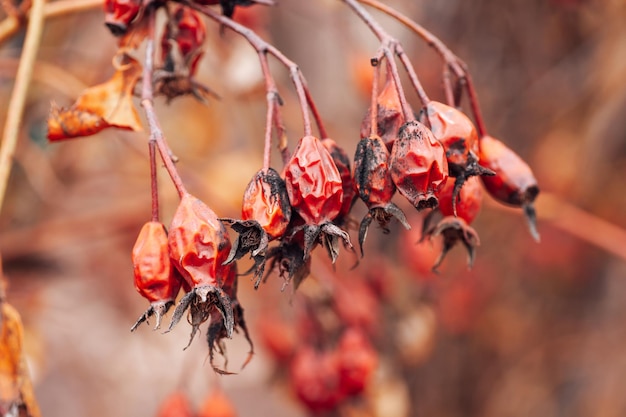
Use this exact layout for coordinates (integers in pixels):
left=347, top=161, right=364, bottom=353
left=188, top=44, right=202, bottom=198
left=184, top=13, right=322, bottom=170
left=47, top=54, right=143, bottom=141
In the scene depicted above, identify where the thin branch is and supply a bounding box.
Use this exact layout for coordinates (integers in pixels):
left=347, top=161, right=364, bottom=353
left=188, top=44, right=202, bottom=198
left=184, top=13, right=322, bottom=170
left=140, top=10, right=187, bottom=199
left=0, top=0, right=102, bottom=46
left=186, top=1, right=318, bottom=139
left=258, top=50, right=281, bottom=172
left=149, top=141, right=159, bottom=222
left=356, top=0, right=488, bottom=136
left=369, top=55, right=381, bottom=137
left=0, top=0, right=45, bottom=213
left=486, top=192, right=626, bottom=263
left=342, top=0, right=429, bottom=120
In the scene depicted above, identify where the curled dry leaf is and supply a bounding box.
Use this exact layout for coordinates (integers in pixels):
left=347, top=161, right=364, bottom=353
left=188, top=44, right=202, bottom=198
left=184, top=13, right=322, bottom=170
left=0, top=302, right=41, bottom=417
left=47, top=54, right=143, bottom=141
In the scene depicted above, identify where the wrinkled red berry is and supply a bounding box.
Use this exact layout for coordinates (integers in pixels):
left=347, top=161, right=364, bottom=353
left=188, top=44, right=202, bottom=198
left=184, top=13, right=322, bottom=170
left=389, top=121, right=449, bottom=210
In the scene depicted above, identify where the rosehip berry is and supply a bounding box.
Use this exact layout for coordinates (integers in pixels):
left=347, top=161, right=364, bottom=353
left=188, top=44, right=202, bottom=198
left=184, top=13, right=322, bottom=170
left=198, top=388, right=237, bottom=417
left=424, top=101, right=493, bottom=208
left=283, top=135, right=351, bottom=264
left=167, top=194, right=234, bottom=348
left=130, top=221, right=182, bottom=331
left=425, top=101, right=479, bottom=172
left=389, top=121, right=449, bottom=210
left=437, top=176, right=483, bottom=224
left=321, top=138, right=356, bottom=224
left=221, top=167, right=291, bottom=288
left=103, top=0, right=142, bottom=36
left=289, top=347, right=343, bottom=413
left=353, top=135, right=409, bottom=255
left=360, top=69, right=407, bottom=150
left=421, top=176, right=483, bottom=271
left=156, top=391, right=194, bottom=417
left=479, top=135, right=540, bottom=241
left=336, top=328, right=378, bottom=397
left=164, top=6, right=207, bottom=76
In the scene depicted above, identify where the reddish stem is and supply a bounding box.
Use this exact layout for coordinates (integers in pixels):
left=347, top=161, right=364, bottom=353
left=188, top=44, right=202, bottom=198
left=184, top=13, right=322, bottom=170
left=369, top=55, right=382, bottom=137
left=148, top=140, right=159, bottom=222
left=257, top=51, right=278, bottom=173
left=140, top=10, right=187, bottom=199
left=356, top=0, right=488, bottom=136
left=187, top=2, right=315, bottom=138
left=442, top=63, right=455, bottom=106
left=302, top=80, right=328, bottom=139
left=342, top=0, right=427, bottom=121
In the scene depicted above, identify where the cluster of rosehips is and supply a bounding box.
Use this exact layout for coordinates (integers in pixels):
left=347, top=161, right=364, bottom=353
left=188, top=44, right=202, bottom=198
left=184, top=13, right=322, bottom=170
left=120, top=0, right=539, bottom=381
left=257, top=276, right=380, bottom=413
left=131, top=194, right=252, bottom=374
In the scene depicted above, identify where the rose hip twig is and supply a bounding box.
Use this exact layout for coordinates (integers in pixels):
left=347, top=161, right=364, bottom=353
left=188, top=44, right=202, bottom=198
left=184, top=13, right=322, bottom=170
left=342, top=0, right=430, bottom=117
left=355, top=0, right=488, bottom=137
left=141, top=9, right=188, bottom=199
left=369, top=54, right=382, bottom=137
left=149, top=141, right=159, bottom=222
left=186, top=1, right=329, bottom=151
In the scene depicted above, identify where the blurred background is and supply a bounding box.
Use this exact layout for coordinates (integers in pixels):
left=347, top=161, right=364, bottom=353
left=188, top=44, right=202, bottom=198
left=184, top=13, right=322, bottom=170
left=1, top=0, right=626, bottom=415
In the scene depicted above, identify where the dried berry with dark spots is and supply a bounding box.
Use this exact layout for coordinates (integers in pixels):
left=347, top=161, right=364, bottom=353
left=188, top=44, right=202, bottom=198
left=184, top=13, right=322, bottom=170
left=353, top=135, right=409, bottom=256
left=360, top=69, right=407, bottom=150
left=389, top=121, right=449, bottom=211
left=221, top=167, right=291, bottom=288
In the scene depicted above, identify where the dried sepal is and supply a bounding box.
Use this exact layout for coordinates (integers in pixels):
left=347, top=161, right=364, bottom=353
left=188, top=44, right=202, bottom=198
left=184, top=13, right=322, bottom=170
left=47, top=54, right=143, bottom=141
left=221, top=167, right=291, bottom=288
left=264, top=241, right=312, bottom=290
left=422, top=212, right=480, bottom=272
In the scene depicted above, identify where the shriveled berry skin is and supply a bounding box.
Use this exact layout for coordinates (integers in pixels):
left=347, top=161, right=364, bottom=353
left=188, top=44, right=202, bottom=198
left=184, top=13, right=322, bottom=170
left=283, top=135, right=344, bottom=225
left=132, top=221, right=180, bottom=304
left=438, top=176, right=483, bottom=224
left=425, top=101, right=479, bottom=172
left=242, top=168, right=291, bottom=240
left=479, top=135, right=539, bottom=207
left=354, top=135, right=395, bottom=208
left=322, top=138, right=355, bottom=221
left=161, top=6, right=206, bottom=75
left=389, top=121, right=449, bottom=210
left=168, top=194, right=232, bottom=289
left=103, top=0, right=142, bottom=36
